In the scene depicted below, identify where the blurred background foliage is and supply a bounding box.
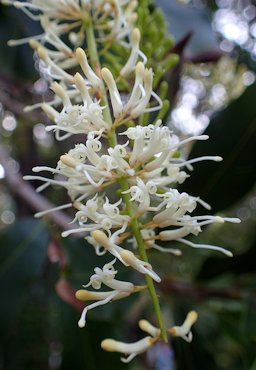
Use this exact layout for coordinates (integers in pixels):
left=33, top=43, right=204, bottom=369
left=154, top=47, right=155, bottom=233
left=0, top=0, right=256, bottom=369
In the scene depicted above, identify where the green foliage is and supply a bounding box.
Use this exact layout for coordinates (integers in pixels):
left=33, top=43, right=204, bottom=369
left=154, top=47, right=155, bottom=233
left=0, top=220, right=130, bottom=370
left=0, top=7, right=38, bottom=79
left=180, top=82, right=256, bottom=214
left=57, top=305, right=128, bottom=370
left=1, top=1, right=256, bottom=369
left=0, top=218, right=49, bottom=335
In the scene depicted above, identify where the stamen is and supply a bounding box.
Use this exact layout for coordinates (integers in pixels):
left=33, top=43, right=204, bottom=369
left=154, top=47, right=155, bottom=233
left=177, top=238, right=233, bottom=257
left=78, top=291, right=118, bottom=328
left=150, top=243, right=182, bottom=256
left=35, top=203, right=72, bottom=218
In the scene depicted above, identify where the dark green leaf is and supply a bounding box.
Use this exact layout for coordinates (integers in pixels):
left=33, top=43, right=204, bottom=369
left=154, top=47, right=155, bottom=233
left=197, top=242, right=256, bottom=280
left=0, top=218, right=49, bottom=335
left=180, top=82, right=256, bottom=214
left=250, top=358, right=256, bottom=370
left=0, top=7, right=40, bottom=79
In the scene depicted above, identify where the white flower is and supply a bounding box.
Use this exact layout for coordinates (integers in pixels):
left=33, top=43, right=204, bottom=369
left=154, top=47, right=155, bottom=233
left=124, top=63, right=162, bottom=118
left=3, top=0, right=139, bottom=54
left=120, top=28, right=147, bottom=77
left=168, top=311, right=198, bottom=342
left=102, top=62, right=162, bottom=120
left=120, top=249, right=161, bottom=283
left=101, top=318, right=160, bottom=363
left=24, top=139, right=114, bottom=202
left=107, top=143, right=135, bottom=176
left=143, top=188, right=241, bottom=256
left=122, top=121, right=171, bottom=167
left=96, top=0, right=138, bottom=43
left=29, top=36, right=77, bottom=74
left=3, top=0, right=85, bottom=21
left=75, top=259, right=145, bottom=327
left=152, top=190, right=197, bottom=226
left=36, top=46, right=75, bottom=83
left=42, top=74, right=108, bottom=140
left=90, top=229, right=131, bottom=265
left=140, top=228, right=182, bottom=256
left=8, top=14, right=80, bottom=58
left=90, top=230, right=161, bottom=282
left=122, top=178, right=157, bottom=215
left=62, top=196, right=130, bottom=237
left=100, top=312, right=199, bottom=361
left=5, top=0, right=242, bottom=364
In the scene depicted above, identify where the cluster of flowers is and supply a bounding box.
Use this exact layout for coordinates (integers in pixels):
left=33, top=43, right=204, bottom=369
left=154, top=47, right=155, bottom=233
left=3, top=0, right=140, bottom=85
left=3, top=0, right=240, bottom=362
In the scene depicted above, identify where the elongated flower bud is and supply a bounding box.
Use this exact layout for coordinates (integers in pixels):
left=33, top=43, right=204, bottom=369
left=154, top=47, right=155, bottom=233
left=168, top=311, right=198, bottom=342
left=76, top=48, right=101, bottom=89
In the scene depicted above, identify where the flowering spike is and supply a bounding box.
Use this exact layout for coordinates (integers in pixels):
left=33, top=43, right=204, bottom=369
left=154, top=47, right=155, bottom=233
left=5, top=0, right=241, bottom=362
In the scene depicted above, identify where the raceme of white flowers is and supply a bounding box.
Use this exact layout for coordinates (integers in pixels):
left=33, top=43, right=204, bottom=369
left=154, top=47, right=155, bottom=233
left=3, top=0, right=241, bottom=363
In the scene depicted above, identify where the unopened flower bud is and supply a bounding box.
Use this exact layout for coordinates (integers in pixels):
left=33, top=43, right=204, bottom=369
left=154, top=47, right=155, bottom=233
left=168, top=310, right=198, bottom=342
left=139, top=319, right=160, bottom=337
left=101, top=336, right=156, bottom=362
left=76, top=48, right=101, bottom=88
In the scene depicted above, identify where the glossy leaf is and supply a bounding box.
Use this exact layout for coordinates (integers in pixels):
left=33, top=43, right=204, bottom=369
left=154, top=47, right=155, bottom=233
left=197, top=242, right=256, bottom=280
left=0, top=6, right=39, bottom=79
left=180, top=82, right=256, bottom=214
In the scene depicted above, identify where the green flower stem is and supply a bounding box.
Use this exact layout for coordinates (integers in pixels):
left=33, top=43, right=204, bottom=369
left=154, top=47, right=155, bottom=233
left=118, top=178, right=168, bottom=342
left=84, top=11, right=167, bottom=342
